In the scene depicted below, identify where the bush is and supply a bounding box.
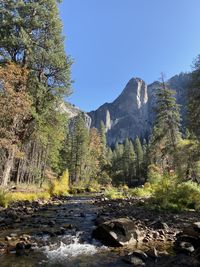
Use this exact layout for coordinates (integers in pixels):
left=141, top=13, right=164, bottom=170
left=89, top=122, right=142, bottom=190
left=49, top=170, right=69, bottom=196
left=0, top=190, right=9, bottom=208
left=129, top=183, right=153, bottom=198
left=151, top=175, right=200, bottom=211
left=98, top=171, right=112, bottom=186
left=147, top=164, right=163, bottom=185
left=86, top=180, right=101, bottom=193
left=104, top=186, right=124, bottom=199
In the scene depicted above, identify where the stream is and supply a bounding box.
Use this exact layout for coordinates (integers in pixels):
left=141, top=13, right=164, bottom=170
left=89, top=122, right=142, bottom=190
left=0, top=196, right=132, bottom=267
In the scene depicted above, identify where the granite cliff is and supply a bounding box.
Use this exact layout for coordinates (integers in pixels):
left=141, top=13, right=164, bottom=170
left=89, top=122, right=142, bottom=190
left=88, top=73, right=190, bottom=145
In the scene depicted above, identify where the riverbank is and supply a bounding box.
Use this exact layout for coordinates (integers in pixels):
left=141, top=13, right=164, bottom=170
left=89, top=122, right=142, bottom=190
left=0, top=194, right=200, bottom=266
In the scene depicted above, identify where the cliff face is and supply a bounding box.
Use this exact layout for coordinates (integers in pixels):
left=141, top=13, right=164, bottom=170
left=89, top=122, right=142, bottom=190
left=88, top=73, right=190, bottom=145
left=61, top=102, right=92, bottom=129
left=89, top=78, right=150, bottom=144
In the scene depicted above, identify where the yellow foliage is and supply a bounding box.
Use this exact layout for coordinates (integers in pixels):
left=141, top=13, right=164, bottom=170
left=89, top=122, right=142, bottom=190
left=6, top=191, right=50, bottom=203
left=0, top=190, right=50, bottom=208
left=49, top=170, right=69, bottom=196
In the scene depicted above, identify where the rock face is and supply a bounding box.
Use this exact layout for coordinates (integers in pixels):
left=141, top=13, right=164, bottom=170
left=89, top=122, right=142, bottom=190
left=88, top=73, right=190, bottom=145
left=61, top=102, right=92, bottom=129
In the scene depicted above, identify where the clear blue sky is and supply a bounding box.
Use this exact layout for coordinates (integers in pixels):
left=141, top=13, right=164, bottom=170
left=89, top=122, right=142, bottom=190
left=59, top=0, right=200, bottom=112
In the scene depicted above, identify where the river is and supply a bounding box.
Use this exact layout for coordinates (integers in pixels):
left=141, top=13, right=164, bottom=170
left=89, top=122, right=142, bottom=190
left=0, top=196, right=130, bottom=267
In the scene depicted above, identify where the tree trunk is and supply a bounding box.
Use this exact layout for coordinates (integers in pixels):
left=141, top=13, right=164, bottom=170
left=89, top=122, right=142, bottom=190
left=2, top=147, right=15, bottom=186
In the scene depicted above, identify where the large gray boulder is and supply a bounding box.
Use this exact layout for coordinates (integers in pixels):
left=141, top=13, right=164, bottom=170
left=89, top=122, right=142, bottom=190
left=92, top=218, right=144, bottom=247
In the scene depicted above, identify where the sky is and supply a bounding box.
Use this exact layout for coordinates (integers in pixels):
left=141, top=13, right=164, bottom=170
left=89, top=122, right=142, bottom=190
left=59, top=0, right=200, bottom=112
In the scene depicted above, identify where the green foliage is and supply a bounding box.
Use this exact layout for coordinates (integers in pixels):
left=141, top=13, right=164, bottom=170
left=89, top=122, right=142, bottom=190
left=0, top=0, right=72, bottom=185
left=98, top=171, right=112, bottom=186
left=129, top=183, right=153, bottom=198
left=149, top=75, right=181, bottom=172
left=67, top=113, right=89, bottom=184
left=104, top=186, right=124, bottom=199
left=147, top=164, right=163, bottom=184
left=49, top=170, right=69, bottom=196
left=149, top=173, right=200, bottom=211
left=188, top=55, right=200, bottom=138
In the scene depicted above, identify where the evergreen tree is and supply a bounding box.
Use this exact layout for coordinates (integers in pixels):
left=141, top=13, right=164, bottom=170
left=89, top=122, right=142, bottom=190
left=134, top=137, right=144, bottom=183
left=70, top=113, right=89, bottom=185
left=188, top=55, right=200, bottom=138
left=99, top=121, right=107, bottom=166
left=0, top=0, right=72, bottom=184
left=122, top=138, right=130, bottom=184
left=150, top=74, right=181, bottom=171
left=128, top=140, right=136, bottom=184
left=88, top=128, right=102, bottom=181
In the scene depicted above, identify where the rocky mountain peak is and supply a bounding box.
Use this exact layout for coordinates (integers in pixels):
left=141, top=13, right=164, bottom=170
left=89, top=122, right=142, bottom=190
left=88, top=73, right=189, bottom=145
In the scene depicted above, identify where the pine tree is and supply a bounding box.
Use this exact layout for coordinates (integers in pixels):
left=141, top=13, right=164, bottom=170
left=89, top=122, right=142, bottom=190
left=134, top=137, right=144, bottom=183
left=128, top=140, right=136, bottom=185
left=88, top=128, right=102, bottom=181
left=150, top=74, right=181, bottom=171
left=122, top=138, right=130, bottom=185
left=99, top=121, right=107, bottom=166
left=70, top=113, right=89, bottom=185
left=188, top=55, right=200, bottom=138
left=0, top=0, right=72, bottom=184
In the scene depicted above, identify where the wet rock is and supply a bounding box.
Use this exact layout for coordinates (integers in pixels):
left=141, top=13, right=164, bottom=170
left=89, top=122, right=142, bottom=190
left=146, top=247, right=159, bottom=259
left=165, top=254, right=200, bottom=267
left=48, top=220, right=56, bottom=227
left=174, top=241, right=195, bottom=255
left=123, top=254, right=146, bottom=266
left=193, top=222, right=200, bottom=233
left=151, top=221, right=169, bottom=230
left=92, top=218, right=144, bottom=247
left=15, top=242, right=25, bottom=256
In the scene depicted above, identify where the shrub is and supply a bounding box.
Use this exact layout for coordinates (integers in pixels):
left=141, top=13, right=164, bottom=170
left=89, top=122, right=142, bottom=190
left=0, top=190, right=9, bottom=208
left=104, top=186, right=124, bottom=199
left=86, top=180, right=101, bottom=193
left=49, top=170, right=69, bottom=196
left=98, top=171, right=112, bottom=186
left=147, top=164, right=163, bottom=185
left=129, top=183, right=153, bottom=198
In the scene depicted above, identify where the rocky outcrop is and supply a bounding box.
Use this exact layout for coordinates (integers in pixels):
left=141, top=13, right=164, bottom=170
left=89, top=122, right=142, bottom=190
left=61, top=102, right=92, bottom=129
left=89, top=78, right=150, bottom=145
left=88, top=73, right=190, bottom=145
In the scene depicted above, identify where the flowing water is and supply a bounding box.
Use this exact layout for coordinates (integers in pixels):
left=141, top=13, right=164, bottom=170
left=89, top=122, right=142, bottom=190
left=0, top=196, right=131, bottom=267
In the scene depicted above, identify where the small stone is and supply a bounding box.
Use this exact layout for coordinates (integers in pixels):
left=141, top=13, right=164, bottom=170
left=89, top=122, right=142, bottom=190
left=15, top=242, right=25, bottom=256
left=193, top=222, right=200, bottom=233
left=5, top=236, right=12, bottom=241
left=123, top=255, right=145, bottom=266
left=146, top=247, right=158, bottom=259
left=131, top=250, right=148, bottom=261
left=10, top=233, right=17, bottom=238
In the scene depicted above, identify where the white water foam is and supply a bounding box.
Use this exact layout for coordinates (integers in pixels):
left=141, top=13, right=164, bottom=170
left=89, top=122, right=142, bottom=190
left=44, top=234, right=104, bottom=262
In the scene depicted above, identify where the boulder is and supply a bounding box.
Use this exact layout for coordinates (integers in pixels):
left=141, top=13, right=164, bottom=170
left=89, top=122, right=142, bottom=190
left=92, top=218, right=144, bottom=247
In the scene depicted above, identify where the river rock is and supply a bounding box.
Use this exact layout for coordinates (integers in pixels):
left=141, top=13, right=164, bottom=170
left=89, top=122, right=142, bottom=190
left=123, top=253, right=146, bottom=266
left=92, top=218, right=144, bottom=247
left=15, top=242, right=25, bottom=256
